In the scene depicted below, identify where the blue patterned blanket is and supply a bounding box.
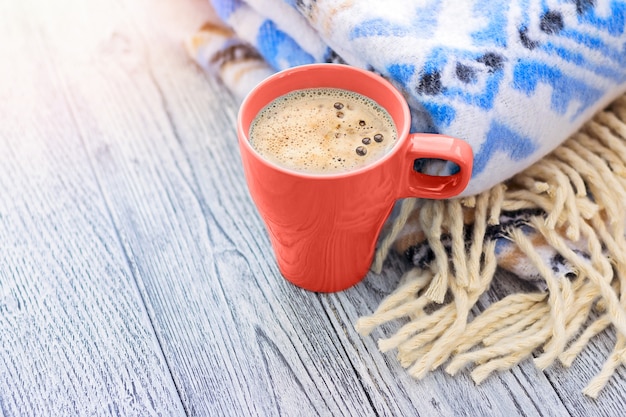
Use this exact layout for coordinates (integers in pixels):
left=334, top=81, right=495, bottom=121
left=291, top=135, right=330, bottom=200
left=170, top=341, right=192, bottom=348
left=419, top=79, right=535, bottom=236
left=193, top=0, right=626, bottom=196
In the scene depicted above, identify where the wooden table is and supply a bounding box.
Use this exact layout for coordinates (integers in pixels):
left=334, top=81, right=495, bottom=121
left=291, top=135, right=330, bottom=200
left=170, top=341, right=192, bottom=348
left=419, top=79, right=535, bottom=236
left=2, top=0, right=625, bottom=415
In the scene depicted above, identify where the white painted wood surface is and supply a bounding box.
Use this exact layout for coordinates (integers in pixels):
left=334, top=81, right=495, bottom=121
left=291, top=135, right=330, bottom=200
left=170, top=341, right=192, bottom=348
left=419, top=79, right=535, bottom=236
left=0, top=0, right=624, bottom=415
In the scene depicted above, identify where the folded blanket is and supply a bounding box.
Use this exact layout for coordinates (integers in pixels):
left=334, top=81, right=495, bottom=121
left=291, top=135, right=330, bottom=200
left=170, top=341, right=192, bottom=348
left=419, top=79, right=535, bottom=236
left=188, top=0, right=626, bottom=398
left=193, top=0, right=626, bottom=197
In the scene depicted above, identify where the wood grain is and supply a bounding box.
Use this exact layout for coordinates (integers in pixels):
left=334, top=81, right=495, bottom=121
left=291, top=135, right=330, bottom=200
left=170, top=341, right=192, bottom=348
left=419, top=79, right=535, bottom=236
left=0, top=1, right=186, bottom=415
left=0, top=0, right=624, bottom=415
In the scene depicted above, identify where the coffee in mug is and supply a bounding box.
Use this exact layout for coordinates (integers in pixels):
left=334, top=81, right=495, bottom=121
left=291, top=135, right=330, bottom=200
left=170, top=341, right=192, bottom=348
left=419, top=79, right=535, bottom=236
left=238, top=64, right=473, bottom=292
left=249, top=88, right=397, bottom=174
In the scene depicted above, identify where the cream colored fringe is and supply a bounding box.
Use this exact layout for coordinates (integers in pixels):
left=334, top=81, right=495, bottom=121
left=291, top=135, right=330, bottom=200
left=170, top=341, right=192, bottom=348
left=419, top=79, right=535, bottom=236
left=357, top=94, right=626, bottom=398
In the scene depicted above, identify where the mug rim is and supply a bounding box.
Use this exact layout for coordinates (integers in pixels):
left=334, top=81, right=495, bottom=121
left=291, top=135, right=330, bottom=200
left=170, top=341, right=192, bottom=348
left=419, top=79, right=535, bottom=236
left=237, top=63, right=411, bottom=180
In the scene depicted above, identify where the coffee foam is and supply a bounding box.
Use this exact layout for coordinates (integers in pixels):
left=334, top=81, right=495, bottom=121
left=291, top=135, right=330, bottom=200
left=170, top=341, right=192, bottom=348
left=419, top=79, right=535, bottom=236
left=249, top=88, right=397, bottom=174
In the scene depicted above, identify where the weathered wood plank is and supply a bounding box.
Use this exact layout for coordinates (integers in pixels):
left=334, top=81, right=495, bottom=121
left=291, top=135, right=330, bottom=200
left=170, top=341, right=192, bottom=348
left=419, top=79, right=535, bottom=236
left=0, top=1, right=185, bottom=415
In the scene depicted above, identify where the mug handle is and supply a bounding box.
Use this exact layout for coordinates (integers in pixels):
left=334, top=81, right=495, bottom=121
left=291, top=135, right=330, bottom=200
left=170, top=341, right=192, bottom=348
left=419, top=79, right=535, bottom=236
left=400, top=133, right=473, bottom=199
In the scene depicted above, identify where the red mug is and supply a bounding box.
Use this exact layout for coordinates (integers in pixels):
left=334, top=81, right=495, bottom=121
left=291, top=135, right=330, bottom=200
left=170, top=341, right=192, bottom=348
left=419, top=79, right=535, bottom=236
left=238, top=64, right=473, bottom=292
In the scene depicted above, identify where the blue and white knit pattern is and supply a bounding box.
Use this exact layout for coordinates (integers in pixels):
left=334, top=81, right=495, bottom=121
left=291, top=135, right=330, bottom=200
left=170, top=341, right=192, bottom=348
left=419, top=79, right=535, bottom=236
left=204, top=0, right=626, bottom=196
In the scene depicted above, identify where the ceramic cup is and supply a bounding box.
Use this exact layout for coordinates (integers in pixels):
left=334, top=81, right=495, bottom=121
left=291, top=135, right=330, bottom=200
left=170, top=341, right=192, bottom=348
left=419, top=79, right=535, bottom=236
left=238, top=64, right=473, bottom=292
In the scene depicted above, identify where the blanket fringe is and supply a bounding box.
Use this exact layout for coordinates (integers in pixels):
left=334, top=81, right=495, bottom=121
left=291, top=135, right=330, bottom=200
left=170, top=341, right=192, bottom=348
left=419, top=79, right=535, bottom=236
left=357, top=94, right=626, bottom=398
